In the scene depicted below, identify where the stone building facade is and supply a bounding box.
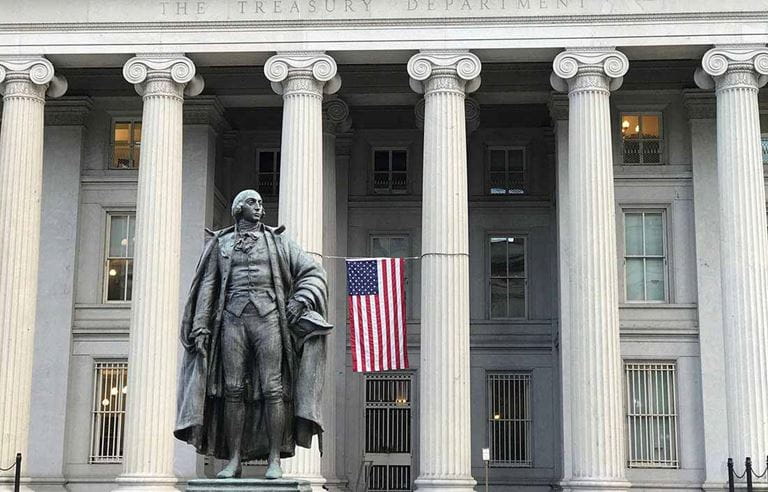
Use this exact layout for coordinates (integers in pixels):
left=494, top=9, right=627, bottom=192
left=0, top=1, right=767, bottom=491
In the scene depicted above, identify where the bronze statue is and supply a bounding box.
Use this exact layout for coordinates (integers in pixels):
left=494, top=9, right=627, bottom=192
left=174, top=189, right=331, bottom=479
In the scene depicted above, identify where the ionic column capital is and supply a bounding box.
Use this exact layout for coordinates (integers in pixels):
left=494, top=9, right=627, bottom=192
left=123, top=54, right=204, bottom=99
left=265, top=52, right=341, bottom=97
left=550, top=48, right=629, bottom=93
left=695, top=45, right=768, bottom=91
left=323, top=97, right=351, bottom=134
left=407, top=50, right=482, bottom=95
left=0, top=55, right=67, bottom=100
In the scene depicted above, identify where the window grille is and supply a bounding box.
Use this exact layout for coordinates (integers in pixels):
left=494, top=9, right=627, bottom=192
left=487, top=372, right=532, bottom=467
left=256, top=149, right=281, bottom=195
left=110, top=120, right=141, bottom=169
left=105, top=213, right=135, bottom=302
left=623, top=210, right=667, bottom=302
left=624, top=362, right=679, bottom=468
left=760, top=113, right=768, bottom=165
left=365, top=373, right=413, bottom=491
left=487, top=146, right=526, bottom=195
left=489, top=236, right=527, bottom=319
left=372, top=149, right=408, bottom=194
left=90, top=361, right=128, bottom=463
left=620, top=113, right=662, bottom=164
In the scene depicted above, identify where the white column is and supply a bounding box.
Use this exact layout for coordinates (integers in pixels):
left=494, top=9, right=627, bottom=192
left=0, top=56, right=66, bottom=492
left=116, top=54, right=203, bottom=492
left=407, top=50, right=481, bottom=492
left=551, top=48, right=629, bottom=492
left=265, top=51, right=341, bottom=491
left=695, top=45, right=768, bottom=465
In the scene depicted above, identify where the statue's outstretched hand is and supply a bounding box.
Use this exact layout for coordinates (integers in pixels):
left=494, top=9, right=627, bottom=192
left=195, top=334, right=209, bottom=358
left=286, top=298, right=307, bottom=325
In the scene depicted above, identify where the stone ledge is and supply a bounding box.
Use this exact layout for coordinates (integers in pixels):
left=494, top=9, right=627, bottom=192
left=186, top=479, right=312, bottom=492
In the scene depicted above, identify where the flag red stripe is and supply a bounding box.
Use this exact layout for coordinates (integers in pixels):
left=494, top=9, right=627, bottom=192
left=377, top=259, right=389, bottom=371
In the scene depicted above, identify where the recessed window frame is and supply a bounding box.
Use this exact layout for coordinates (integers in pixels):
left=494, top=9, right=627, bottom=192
left=487, top=234, right=528, bottom=320
left=619, top=111, right=664, bottom=165
left=103, top=211, right=136, bottom=303
left=486, top=145, right=528, bottom=196
left=89, top=359, right=129, bottom=464
left=255, top=148, right=281, bottom=196
left=371, top=148, right=409, bottom=195
left=622, top=209, right=669, bottom=304
left=370, top=233, right=412, bottom=319
left=486, top=371, right=533, bottom=468
left=109, top=118, right=142, bottom=170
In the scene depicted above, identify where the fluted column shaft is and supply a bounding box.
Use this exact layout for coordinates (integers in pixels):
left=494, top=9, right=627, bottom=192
left=552, top=49, right=629, bottom=492
left=408, top=51, right=481, bottom=492
left=0, top=56, right=65, bottom=491
left=116, top=55, right=203, bottom=491
left=696, top=45, right=768, bottom=464
left=265, top=52, right=340, bottom=491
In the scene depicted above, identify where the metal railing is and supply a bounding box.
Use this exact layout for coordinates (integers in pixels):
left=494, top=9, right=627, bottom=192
left=728, top=457, right=768, bottom=492
left=0, top=453, right=21, bottom=492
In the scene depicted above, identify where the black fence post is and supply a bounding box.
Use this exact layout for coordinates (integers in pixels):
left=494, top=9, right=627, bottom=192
left=728, top=458, right=735, bottom=492
left=746, top=457, right=753, bottom=492
left=13, top=453, right=20, bottom=492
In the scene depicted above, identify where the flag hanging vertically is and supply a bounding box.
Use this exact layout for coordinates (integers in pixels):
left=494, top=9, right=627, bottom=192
left=346, top=258, right=409, bottom=372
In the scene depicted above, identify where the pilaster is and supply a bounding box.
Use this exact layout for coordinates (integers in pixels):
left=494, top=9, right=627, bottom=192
left=407, top=50, right=480, bottom=492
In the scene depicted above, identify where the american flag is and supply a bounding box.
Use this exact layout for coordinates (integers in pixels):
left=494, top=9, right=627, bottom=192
left=346, top=258, right=409, bottom=372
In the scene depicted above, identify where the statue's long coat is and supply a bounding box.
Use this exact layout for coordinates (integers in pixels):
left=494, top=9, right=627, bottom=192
left=174, top=225, right=330, bottom=461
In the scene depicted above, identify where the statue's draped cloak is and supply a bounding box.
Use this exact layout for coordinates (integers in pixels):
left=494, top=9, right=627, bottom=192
left=174, top=225, right=330, bottom=461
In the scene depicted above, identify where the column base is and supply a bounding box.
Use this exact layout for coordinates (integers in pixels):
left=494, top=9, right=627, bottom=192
left=559, top=479, right=630, bottom=492
left=113, top=474, right=179, bottom=492
left=415, top=476, right=477, bottom=492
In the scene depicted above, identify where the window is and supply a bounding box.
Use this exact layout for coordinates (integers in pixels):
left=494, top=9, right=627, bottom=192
left=373, top=149, right=408, bottom=194
left=90, top=361, right=128, bottom=463
left=488, top=146, right=526, bottom=195
left=110, top=120, right=141, bottom=169
left=760, top=112, right=767, bottom=165
left=256, top=149, right=280, bottom=195
left=371, top=235, right=410, bottom=259
left=365, top=373, right=413, bottom=491
left=623, top=210, right=667, bottom=302
left=489, top=236, right=526, bottom=319
left=624, top=362, right=679, bottom=469
left=487, top=372, right=532, bottom=467
left=620, top=113, right=662, bottom=164
left=105, top=213, right=135, bottom=302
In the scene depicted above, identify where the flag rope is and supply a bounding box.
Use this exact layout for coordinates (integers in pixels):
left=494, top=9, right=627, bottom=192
left=320, top=252, right=469, bottom=260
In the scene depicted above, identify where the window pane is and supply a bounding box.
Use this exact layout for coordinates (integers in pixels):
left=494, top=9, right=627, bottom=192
left=490, top=238, right=507, bottom=277
left=626, top=258, right=645, bottom=300
left=391, top=151, right=407, bottom=172
left=113, top=145, right=132, bottom=169
left=131, top=146, right=140, bottom=168
left=373, top=172, right=390, bottom=191
left=508, top=279, right=525, bottom=318
left=644, top=213, right=664, bottom=256
left=372, top=237, right=389, bottom=257
left=508, top=173, right=526, bottom=195
left=621, top=114, right=640, bottom=139
left=109, top=216, right=129, bottom=257
left=623, top=140, right=640, bottom=164
left=489, top=149, right=506, bottom=172
left=132, top=122, right=142, bottom=143
left=374, top=151, right=389, bottom=172
left=259, top=152, right=275, bottom=173
left=507, top=149, right=524, bottom=172
left=641, top=115, right=660, bottom=138
left=126, top=216, right=136, bottom=257
left=625, top=214, right=644, bottom=255
left=391, top=172, right=407, bottom=192
left=125, top=260, right=133, bottom=301
left=489, top=172, right=507, bottom=195
left=490, top=278, right=507, bottom=318
left=645, top=258, right=665, bottom=301
left=114, top=123, right=131, bottom=143
left=507, top=238, right=525, bottom=278
left=389, top=237, right=409, bottom=258
left=107, top=259, right=129, bottom=301
left=642, top=140, right=661, bottom=164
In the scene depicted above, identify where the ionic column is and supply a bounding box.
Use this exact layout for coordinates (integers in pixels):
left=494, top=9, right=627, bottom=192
left=0, top=56, right=66, bottom=492
left=407, top=50, right=481, bottom=492
left=265, top=52, right=341, bottom=491
left=695, top=45, right=768, bottom=465
left=551, top=48, right=629, bottom=492
left=116, top=54, right=203, bottom=492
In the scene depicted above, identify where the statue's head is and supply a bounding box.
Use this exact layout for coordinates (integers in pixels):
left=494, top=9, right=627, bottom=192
left=231, top=189, right=264, bottom=224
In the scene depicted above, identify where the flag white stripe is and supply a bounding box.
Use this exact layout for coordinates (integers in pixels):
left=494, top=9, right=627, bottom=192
left=368, top=294, right=380, bottom=372
left=351, top=295, right=363, bottom=372
left=394, top=258, right=406, bottom=368
left=386, top=259, right=398, bottom=369
left=359, top=296, right=372, bottom=372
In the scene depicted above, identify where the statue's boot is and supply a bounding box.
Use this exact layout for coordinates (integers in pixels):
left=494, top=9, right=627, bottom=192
left=217, top=457, right=243, bottom=479
left=265, top=460, right=283, bottom=479
left=264, top=400, right=285, bottom=480
left=218, top=399, right=245, bottom=479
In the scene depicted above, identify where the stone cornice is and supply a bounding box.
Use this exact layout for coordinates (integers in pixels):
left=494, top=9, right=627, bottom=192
left=264, top=52, right=341, bottom=96
left=123, top=54, right=204, bottom=97
left=322, top=97, right=351, bottom=134
left=407, top=51, right=482, bottom=95
left=694, top=45, right=768, bottom=90
left=682, top=89, right=716, bottom=120
left=550, top=48, right=629, bottom=93
left=0, top=55, right=67, bottom=98
left=44, top=96, right=94, bottom=126
left=183, top=95, right=229, bottom=133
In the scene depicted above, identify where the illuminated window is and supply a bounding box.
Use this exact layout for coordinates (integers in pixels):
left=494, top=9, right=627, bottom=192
left=373, top=149, right=408, bottom=194
left=90, top=361, right=128, bottom=463
left=256, top=149, right=280, bottom=195
left=625, top=361, right=679, bottom=468
left=110, top=120, right=141, bottom=169
left=105, top=213, right=135, bottom=302
left=489, top=236, right=527, bottom=319
left=623, top=210, right=667, bottom=302
left=487, top=372, right=532, bottom=467
left=621, top=113, right=662, bottom=165
left=488, top=146, right=526, bottom=195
